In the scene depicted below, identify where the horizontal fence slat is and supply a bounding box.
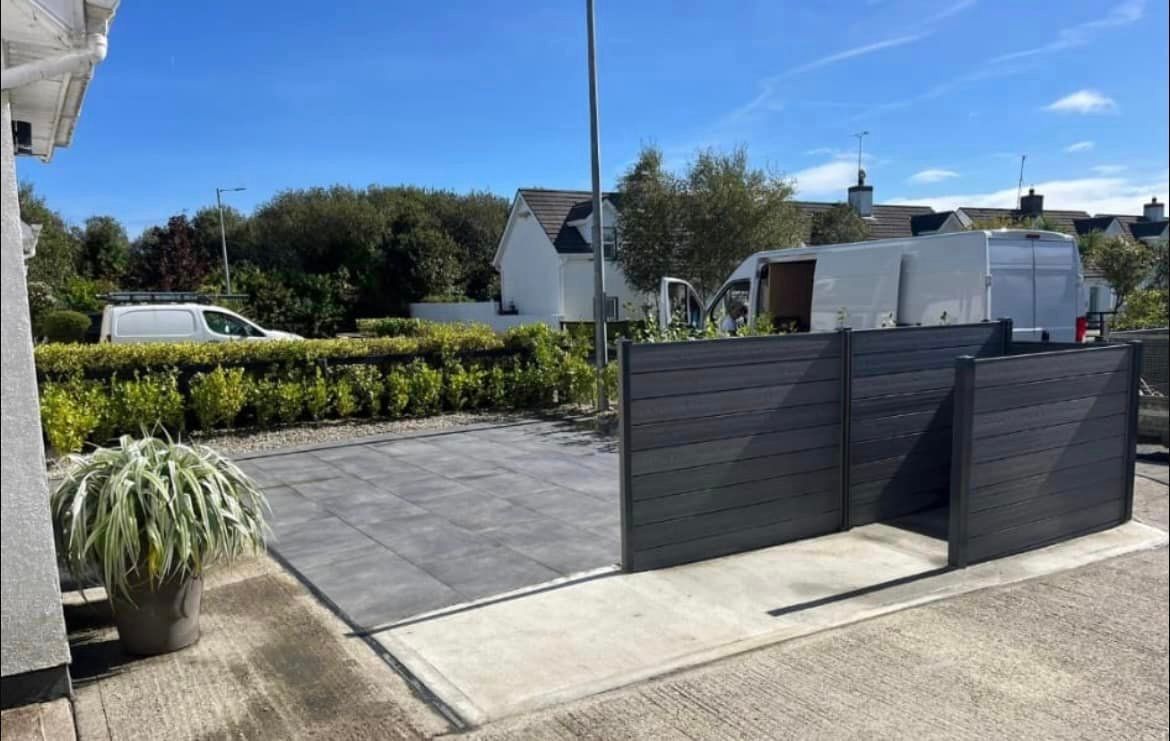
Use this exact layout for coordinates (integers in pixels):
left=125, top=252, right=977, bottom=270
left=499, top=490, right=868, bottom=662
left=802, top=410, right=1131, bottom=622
left=853, top=368, right=955, bottom=399
left=631, top=446, right=838, bottom=501
left=851, top=427, right=951, bottom=466
left=630, top=424, right=839, bottom=476
left=967, top=498, right=1126, bottom=564
left=628, top=380, right=840, bottom=426
left=974, top=346, right=1129, bottom=389
left=627, top=357, right=839, bottom=401
left=851, top=447, right=951, bottom=484
left=968, top=480, right=1125, bottom=538
left=631, top=489, right=839, bottom=550
left=629, top=510, right=842, bottom=571
left=852, top=324, right=1000, bottom=355
left=972, top=370, right=1128, bottom=414
left=853, top=343, right=997, bottom=378
left=852, top=405, right=952, bottom=443
left=629, top=402, right=839, bottom=451
left=972, top=392, right=1129, bottom=439
left=851, top=386, right=952, bottom=420
left=972, top=413, right=1127, bottom=464
left=632, top=467, right=839, bottom=525
left=970, top=436, right=1126, bottom=490
left=850, top=465, right=950, bottom=505
left=850, top=488, right=946, bottom=527
left=628, top=333, right=840, bottom=374
left=969, top=456, right=1124, bottom=512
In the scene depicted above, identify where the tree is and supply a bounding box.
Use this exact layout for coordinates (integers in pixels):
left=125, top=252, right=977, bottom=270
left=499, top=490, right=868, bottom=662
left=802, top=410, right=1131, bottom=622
left=18, top=182, right=81, bottom=292
left=80, top=215, right=130, bottom=282
left=616, top=145, right=802, bottom=298
left=191, top=205, right=254, bottom=273
left=127, top=215, right=209, bottom=291
left=1079, top=232, right=1157, bottom=312
left=807, top=203, right=869, bottom=245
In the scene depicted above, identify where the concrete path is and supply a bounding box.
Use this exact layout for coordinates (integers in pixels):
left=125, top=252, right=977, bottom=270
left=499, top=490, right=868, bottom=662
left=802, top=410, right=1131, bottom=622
left=465, top=472, right=1170, bottom=740
left=377, top=515, right=1166, bottom=725
left=236, top=418, right=619, bottom=629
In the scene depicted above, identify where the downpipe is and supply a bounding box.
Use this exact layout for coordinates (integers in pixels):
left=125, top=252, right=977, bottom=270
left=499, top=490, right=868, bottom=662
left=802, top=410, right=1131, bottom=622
left=1, top=33, right=108, bottom=90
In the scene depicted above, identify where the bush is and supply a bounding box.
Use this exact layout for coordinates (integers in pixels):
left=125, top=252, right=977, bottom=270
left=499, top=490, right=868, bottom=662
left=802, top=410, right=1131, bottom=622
left=355, top=317, right=430, bottom=337
left=561, top=355, right=596, bottom=406
left=385, top=366, right=411, bottom=418
left=406, top=360, right=442, bottom=416
left=303, top=368, right=330, bottom=420
left=189, top=367, right=249, bottom=429
left=345, top=365, right=383, bottom=416
left=110, top=372, right=184, bottom=434
left=40, top=310, right=91, bottom=344
left=483, top=364, right=508, bottom=409
left=1113, top=289, right=1169, bottom=330
left=443, top=362, right=477, bottom=412
left=333, top=375, right=360, bottom=417
left=40, top=381, right=107, bottom=453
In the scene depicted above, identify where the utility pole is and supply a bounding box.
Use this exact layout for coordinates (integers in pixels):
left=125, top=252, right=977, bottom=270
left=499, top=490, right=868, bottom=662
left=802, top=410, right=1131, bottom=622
left=586, top=0, right=608, bottom=411
left=215, top=186, right=246, bottom=294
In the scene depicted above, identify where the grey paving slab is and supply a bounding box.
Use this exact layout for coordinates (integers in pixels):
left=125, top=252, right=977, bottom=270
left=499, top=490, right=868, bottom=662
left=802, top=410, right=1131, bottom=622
left=256, top=417, right=620, bottom=626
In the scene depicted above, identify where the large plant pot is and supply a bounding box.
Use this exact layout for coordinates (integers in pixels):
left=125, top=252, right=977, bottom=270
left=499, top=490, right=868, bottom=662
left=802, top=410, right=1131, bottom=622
left=112, top=575, right=203, bottom=656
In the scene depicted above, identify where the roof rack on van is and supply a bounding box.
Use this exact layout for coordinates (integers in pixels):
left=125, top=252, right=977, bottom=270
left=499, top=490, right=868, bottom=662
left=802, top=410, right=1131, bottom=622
left=99, top=291, right=250, bottom=305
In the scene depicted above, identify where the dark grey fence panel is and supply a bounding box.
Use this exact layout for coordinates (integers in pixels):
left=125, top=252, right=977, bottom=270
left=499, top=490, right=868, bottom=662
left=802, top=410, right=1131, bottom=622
left=949, top=343, right=1139, bottom=567
left=619, top=333, right=844, bottom=572
left=848, top=322, right=1007, bottom=527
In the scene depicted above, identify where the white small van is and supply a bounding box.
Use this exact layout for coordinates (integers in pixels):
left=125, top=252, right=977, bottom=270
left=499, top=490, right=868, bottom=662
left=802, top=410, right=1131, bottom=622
left=661, top=229, right=1086, bottom=342
left=100, top=304, right=302, bottom=344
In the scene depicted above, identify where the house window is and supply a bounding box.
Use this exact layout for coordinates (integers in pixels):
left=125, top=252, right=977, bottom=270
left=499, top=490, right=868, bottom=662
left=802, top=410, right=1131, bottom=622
left=602, top=226, right=617, bottom=259
left=593, top=295, right=620, bottom=321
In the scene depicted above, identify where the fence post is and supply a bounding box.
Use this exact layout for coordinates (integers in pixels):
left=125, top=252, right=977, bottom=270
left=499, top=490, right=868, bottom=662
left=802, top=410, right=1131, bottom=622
left=618, top=340, right=635, bottom=572
left=999, top=317, right=1013, bottom=355
left=1122, top=341, right=1143, bottom=522
left=838, top=328, right=853, bottom=531
left=948, top=355, right=976, bottom=569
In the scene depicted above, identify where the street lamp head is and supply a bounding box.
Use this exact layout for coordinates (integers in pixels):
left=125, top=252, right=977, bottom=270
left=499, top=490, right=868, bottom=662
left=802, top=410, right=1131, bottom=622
left=217, top=186, right=246, bottom=193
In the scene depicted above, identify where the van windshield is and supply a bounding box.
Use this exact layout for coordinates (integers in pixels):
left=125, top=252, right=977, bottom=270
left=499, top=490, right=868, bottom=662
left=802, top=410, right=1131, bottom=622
left=203, top=311, right=264, bottom=337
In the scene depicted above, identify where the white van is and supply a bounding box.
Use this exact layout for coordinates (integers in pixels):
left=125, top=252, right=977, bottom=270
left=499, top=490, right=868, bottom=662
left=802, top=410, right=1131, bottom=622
left=661, top=229, right=1086, bottom=342
left=100, top=304, right=303, bottom=344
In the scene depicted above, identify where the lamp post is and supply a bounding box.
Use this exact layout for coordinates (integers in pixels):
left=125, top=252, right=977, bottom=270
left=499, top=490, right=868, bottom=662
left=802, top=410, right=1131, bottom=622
left=215, top=186, right=245, bottom=294
left=586, top=0, right=608, bottom=412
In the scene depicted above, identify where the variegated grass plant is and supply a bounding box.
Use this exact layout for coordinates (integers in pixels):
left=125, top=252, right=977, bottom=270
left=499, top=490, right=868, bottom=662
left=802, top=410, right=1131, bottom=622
left=51, top=434, right=268, bottom=602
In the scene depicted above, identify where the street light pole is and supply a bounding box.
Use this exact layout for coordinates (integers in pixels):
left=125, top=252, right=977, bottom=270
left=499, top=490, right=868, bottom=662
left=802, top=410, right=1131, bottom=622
left=586, top=0, right=608, bottom=412
left=215, top=186, right=245, bottom=294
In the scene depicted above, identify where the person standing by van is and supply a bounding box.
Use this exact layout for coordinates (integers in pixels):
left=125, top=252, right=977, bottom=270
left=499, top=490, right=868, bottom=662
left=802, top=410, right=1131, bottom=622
left=721, top=302, right=748, bottom=335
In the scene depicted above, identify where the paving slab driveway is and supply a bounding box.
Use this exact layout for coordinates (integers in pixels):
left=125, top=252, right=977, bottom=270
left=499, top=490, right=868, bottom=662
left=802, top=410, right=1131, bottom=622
left=236, top=418, right=619, bottom=629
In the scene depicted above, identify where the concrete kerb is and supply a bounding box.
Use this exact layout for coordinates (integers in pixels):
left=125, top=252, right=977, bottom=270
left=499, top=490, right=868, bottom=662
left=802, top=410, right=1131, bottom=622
left=374, top=520, right=1168, bottom=726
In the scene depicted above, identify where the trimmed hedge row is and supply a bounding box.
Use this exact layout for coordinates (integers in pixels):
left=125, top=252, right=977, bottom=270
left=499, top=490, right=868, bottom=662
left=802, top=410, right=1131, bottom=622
left=37, top=324, right=612, bottom=454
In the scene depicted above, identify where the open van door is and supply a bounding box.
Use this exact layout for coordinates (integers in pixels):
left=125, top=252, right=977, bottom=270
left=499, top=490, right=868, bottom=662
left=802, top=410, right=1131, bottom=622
left=809, top=248, right=903, bottom=331
left=659, top=277, right=704, bottom=329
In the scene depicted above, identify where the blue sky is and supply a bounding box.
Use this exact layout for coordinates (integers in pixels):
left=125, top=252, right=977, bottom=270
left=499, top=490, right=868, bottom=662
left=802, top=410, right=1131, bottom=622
left=18, top=0, right=1170, bottom=232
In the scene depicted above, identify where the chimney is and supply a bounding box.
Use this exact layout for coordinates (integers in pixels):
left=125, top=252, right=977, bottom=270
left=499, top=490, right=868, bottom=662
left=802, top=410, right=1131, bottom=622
left=1143, top=196, right=1165, bottom=222
left=848, top=168, right=873, bottom=217
left=1019, top=188, right=1043, bottom=217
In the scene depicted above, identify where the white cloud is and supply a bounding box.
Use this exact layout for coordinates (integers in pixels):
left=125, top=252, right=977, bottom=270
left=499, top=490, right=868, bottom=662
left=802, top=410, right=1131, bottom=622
left=1091, top=164, right=1127, bottom=175
left=780, top=34, right=925, bottom=79
left=804, top=147, right=836, bottom=157
left=909, top=168, right=959, bottom=184
left=1045, top=90, right=1117, bottom=114
left=791, top=159, right=862, bottom=198
left=989, top=1, right=1144, bottom=64
left=895, top=175, right=1169, bottom=215
left=1064, top=140, right=1095, bottom=153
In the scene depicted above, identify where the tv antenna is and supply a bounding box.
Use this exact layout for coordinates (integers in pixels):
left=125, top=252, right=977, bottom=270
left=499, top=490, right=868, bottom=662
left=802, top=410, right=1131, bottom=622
left=1016, top=154, right=1027, bottom=207
left=853, top=131, right=870, bottom=182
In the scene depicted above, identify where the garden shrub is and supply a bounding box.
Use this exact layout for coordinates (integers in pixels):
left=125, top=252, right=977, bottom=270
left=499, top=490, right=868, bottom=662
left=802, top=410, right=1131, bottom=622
left=40, top=381, right=107, bottom=453
left=1113, top=288, right=1169, bottom=330
left=482, top=364, right=508, bottom=409
left=333, top=375, right=360, bottom=417
left=406, top=360, right=442, bottom=416
left=561, top=355, right=596, bottom=406
left=40, top=310, right=91, bottom=344
left=355, top=317, right=429, bottom=337
left=189, top=367, right=249, bottom=429
left=443, top=362, right=476, bottom=412
left=250, top=376, right=304, bottom=427
left=345, top=365, right=383, bottom=416
left=303, top=368, right=330, bottom=420
left=110, top=372, right=184, bottom=434
left=384, top=366, right=411, bottom=418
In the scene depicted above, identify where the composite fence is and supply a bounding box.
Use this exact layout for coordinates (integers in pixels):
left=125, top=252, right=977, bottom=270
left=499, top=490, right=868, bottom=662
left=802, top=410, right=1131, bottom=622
left=948, top=343, right=1141, bottom=567
left=618, top=333, right=845, bottom=572
left=848, top=323, right=1008, bottom=527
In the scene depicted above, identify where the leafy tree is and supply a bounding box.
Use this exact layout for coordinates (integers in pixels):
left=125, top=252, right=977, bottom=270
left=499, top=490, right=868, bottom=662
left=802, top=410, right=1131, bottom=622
left=614, top=147, right=687, bottom=294
left=127, top=215, right=209, bottom=291
left=191, top=205, right=254, bottom=273
left=807, top=203, right=869, bottom=245
left=1079, top=232, right=1157, bottom=312
left=1113, top=288, right=1169, bottom=330
left=616, top=145, right=801, bottom=298
left=79, top=215, right=130, bottom=282
left=19, top=183, right=80, bottom=291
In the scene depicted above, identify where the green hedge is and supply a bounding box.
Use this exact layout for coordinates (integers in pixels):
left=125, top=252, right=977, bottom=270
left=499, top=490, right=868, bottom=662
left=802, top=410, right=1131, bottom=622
left=36, top=324, right=601, bottom=454
left=354, top=316, right=493, bottom=338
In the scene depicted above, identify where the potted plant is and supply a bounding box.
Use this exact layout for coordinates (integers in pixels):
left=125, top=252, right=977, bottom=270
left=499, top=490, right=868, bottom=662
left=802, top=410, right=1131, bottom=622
left=52, top=434, right=268, bottom=655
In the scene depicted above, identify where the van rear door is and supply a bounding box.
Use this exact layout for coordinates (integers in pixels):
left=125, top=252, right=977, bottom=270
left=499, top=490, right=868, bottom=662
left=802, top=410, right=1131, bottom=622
left=988, top=233, right=1081, bottom=342
left=809, top=247, right=902, bottom=331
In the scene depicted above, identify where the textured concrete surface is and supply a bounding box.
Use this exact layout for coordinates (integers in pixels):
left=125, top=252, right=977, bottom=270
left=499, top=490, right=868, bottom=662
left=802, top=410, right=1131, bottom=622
left=378, top=518, right=1165, bottom=724
left=464, top=471, right=1170, bottom=740
left=0, top=698, right=74, bottom=741
left=70, top=557, right=448, bottom=741
left=1, top=94, right=71, bottom=684
left=238, top=418, right=618, bottom=629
